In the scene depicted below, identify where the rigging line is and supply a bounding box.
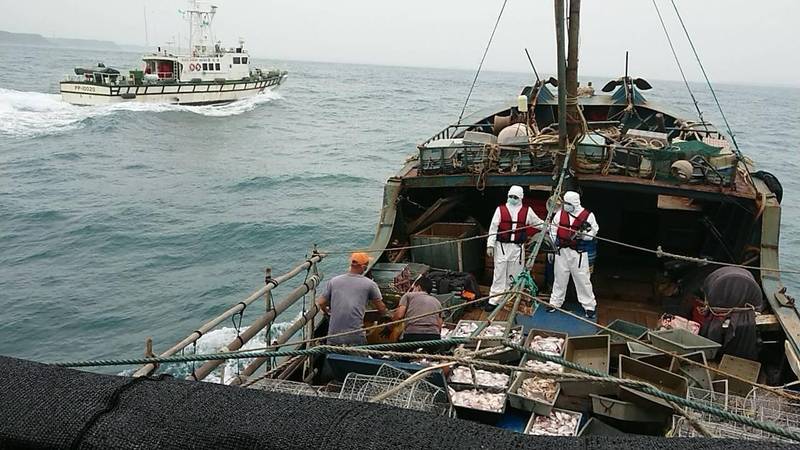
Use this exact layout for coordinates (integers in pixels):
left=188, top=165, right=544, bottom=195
left=553, top=221, right=800, bottom=275
left=456, top=0, right=510, bottom=125
left=668, top=0, right=745, bottom=165
left=651, top=0, right=707, bottom=132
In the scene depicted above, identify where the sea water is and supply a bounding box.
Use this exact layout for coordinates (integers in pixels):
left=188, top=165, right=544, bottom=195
left=1, top=44, right=798, bottom=379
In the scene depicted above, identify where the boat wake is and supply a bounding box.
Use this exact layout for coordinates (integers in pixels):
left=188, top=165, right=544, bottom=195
left=0, top=87, right=282, bottom=139
left=117, top=317, right=297, bottom=384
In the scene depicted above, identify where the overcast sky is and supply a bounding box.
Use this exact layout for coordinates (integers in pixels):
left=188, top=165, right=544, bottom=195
left=2, top=0, right=798, bottom=86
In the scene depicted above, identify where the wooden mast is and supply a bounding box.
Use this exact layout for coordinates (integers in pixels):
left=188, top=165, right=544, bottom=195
left=565, top=0, right=582, bottom=142
left=555, top=0, right=568, bottom=150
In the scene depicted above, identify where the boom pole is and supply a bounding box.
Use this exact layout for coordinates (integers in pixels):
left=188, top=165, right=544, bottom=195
left=566, top=0, right=582, bottom=142
left=555, top=0, right=567, bottom=150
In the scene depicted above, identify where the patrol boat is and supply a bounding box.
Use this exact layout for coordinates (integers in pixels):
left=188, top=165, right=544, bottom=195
left=59, top=0, right=287, bottom=106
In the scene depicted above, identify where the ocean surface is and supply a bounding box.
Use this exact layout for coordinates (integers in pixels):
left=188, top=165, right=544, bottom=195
left=1, top=44, right=798, bottom=379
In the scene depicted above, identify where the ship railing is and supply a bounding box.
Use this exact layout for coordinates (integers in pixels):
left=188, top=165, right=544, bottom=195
left=417, top=134, right=737, bottom=187
left=422, top=124, right=480, bottom=145
left=133, top=253, right=324, bottom=383
left=417, top=141, right=557, bottom=176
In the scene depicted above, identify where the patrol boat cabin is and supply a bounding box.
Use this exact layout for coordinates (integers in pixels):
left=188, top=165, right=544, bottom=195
left=60, top=1, right=286, bottom=106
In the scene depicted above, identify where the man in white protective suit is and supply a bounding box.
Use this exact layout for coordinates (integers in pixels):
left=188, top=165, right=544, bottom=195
left=486, top=185, right=545, bottom=311
left=547, top=190, right=599, bottom=318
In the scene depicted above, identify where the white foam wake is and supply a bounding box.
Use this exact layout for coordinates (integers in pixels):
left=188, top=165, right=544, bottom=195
left=0, top=87, right=281, bottom=139
left=117, top=317, right=298, bottom=383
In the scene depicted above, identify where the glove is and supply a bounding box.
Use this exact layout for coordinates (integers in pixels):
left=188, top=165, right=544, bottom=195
left=486, top=247, right=494, bottom=258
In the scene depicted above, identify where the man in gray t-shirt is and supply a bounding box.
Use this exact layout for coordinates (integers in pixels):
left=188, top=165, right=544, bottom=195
left=316, top=252, right=387, bottom=345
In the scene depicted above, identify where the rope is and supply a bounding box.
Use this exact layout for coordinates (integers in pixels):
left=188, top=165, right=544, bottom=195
left=651, top=0, right=707, bottom=131
left=456, top=0, right=509, bottom=125
left=49, top=339, right=468, bottom=368
left=558, top=223, right=800, bottom=274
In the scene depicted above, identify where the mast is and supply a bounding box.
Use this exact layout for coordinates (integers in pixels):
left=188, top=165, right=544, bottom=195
left=565, top=0, right=581, bottom=142
left=184, top=0, right=217, bottom=56
left=555, top=0, right=567, bottom=149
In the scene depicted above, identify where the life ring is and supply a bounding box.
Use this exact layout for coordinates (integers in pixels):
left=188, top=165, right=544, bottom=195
left=189, top=63, right=196, bottom=71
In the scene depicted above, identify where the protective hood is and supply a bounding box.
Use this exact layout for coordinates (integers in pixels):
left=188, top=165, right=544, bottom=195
left=506, top=185, right=524, bottom=207
left=563, top=191, right=583, bottom=213
left=508, top=185, right=524, bottom=199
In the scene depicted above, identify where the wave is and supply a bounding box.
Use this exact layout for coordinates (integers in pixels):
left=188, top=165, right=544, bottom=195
left=118, top=320, right=299, bottom=383
left=228, top=173, right=377, bottom=193
left=0, top=88, right=282, bottom=139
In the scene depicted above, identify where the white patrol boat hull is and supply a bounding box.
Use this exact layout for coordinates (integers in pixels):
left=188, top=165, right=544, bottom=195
left=60, top=77, right=285, bottom=106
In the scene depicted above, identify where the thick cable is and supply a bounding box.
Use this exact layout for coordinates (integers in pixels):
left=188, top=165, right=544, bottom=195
left=456, top=0, right=509, bottom=125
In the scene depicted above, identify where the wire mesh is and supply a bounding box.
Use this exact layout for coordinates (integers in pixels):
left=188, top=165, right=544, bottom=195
left=338, top=364, right=451, bottom=415
left=672, top=386, right=800, bottom=442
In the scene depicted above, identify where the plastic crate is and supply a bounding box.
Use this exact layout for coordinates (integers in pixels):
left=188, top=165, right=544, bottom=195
left=627, top=341, right=661, bottom=359
left=590, top=394, right=670, bottom=423
left=717, top=354, right=761, bottom=397
left=561, top=335, right=615, bottom=397
left=618, top=355, right=689, bottom=411
left=669, top=351, right=713, bottom=390
left=564, top=335, right=610, bottom=374
left=648, top=329, right=721, bottom=360
left=524, top=408, right=583, bottom=436
left=507, top=372, right=560, bottom=416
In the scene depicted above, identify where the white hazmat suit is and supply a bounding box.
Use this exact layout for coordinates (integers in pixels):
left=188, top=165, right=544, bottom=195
left=548, top=191, right=598, bottom=315
left=487, top=186, right=545, bottom=306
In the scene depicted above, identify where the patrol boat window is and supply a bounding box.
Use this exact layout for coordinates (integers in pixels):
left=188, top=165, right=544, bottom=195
left=242, top=57, right=248, bottom=64
left=233, top=57, right=241, bottom=64
left=215, top=63, right=221, bottom=71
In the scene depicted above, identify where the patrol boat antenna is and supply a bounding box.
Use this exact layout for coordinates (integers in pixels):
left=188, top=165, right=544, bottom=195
left=183, top=0, right=217, bottom=57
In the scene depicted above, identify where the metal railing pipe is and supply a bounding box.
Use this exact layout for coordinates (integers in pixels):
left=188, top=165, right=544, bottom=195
left=229, top=304, right=320, bottom=386
left=191, top=274, right=322, bottom=381
left=133, top=254, right=324, bottom=377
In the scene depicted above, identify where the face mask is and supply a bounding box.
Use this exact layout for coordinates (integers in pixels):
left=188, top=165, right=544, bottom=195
left=564, top=203, right=575, bottom=213
left=507, top=197, right=521, bottom=206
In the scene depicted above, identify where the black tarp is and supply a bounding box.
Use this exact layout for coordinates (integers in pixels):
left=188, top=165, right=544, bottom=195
left=700, top=267, right=764, bottom=360
left=0, top=356, right=797, bottom=449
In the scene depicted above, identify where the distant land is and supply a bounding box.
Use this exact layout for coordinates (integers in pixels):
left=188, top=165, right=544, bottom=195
left=0, top=30, right=147, bottom=53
